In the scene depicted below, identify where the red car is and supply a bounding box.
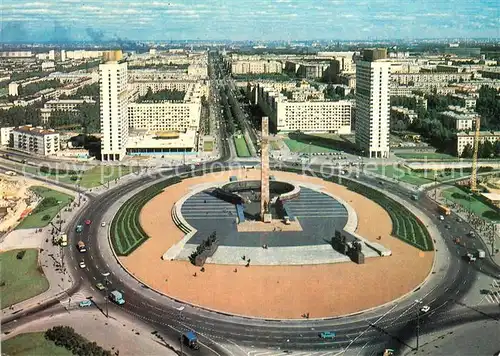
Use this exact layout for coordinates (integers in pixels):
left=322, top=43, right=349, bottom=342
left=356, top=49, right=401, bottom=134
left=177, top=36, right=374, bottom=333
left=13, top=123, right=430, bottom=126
left=85, top=219, right=92, bottom=225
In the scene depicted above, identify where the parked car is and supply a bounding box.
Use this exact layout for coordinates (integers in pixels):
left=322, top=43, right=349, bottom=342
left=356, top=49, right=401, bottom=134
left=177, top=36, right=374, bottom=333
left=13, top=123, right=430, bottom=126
left=85, top=219, right=92, bottom=225
left=101, top=222, right=106, bottom=227
left=79, top=261, right=86, bottom=269
left=96, top=283, right=106, bottom=291
left=319, top=331, right=336, bottom=339
left=79, top=300, right=92, bottom=308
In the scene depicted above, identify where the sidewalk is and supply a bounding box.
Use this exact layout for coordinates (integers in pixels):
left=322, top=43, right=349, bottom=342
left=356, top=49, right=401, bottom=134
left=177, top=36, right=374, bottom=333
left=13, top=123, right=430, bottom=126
left=1, top=186, right=88, bottom=321
left=1, top=309, right=177, bottom=356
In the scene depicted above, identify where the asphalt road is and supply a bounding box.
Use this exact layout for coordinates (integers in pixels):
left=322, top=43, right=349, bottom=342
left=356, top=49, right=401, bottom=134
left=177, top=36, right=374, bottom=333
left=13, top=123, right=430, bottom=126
left=53, top=161, right=499, bottom=356
left=2, top=151, right=499, bottom=355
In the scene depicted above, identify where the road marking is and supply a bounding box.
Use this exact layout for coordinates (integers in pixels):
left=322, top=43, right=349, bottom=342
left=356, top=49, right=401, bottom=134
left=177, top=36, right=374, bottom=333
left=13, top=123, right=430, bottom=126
left=92, top=276, right=96, bottom=280
left=80, top=276, right=84, bottom=280
left=90, top=255, right=94, bottom=260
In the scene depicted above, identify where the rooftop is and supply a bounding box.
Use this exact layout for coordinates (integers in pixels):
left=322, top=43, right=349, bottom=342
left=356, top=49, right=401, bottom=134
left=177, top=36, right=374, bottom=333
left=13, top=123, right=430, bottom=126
left=13, top=125, right=58, bottom=136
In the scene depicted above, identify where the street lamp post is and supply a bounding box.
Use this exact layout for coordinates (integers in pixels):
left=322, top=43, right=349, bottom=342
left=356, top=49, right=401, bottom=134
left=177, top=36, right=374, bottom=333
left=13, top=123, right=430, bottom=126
left=102, top=272, right=110, bottom=318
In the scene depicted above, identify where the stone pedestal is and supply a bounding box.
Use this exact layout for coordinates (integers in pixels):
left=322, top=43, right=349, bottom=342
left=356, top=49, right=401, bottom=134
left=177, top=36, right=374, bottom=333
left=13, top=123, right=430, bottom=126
left=263, top=213, right=272, bottom=223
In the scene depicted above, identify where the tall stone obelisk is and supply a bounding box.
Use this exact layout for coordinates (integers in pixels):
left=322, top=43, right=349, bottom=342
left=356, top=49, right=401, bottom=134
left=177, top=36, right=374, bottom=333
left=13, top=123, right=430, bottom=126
left=261, top=117, right=271, bottom=222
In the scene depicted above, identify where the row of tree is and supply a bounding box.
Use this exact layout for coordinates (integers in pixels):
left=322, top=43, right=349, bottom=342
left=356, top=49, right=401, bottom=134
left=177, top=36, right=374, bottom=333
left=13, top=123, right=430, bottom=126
left=393, top=86, right=500, bottom=154
left=460, top=141, right=500, bottom=159
left=60, top=83, right=99, bottom=100
left=220, top=88, right=236, bottom=135
left=0, top=105, right=42, bottom=127
left=18, top=79, right=63, bottom=97
left=48, top=102, right=100, bottom=133
left=137, top=87, right=185, bottom=102
left=45, top=326, right=112, bottom=356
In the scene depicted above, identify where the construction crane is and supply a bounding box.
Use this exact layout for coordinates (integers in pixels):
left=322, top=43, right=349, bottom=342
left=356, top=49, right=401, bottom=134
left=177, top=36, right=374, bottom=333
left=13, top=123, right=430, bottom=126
left=470, top=117, right=481, bottom=193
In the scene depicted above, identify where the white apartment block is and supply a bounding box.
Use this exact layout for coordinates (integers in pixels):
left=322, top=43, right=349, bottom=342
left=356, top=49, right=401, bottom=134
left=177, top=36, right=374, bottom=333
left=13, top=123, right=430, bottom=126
left=128, top=101, right=201, bottom=132
left=231, top=60, right=282, bottom=75
left=100, top=54, right=128, bottom=161
left=451, top=94, right=477, bottom=110
left=1, top=127, right=13, bottom=146
left=41, top=99, right=96, bottom=123
left=456, top=131, right=500, bottom=156
left=392, top=72, right=474, bottom=86
left=9, top=125, right=60, bottom=156
left=355, top=49, right=391, bottom=158
left=255, top=83, right=352, bottom=134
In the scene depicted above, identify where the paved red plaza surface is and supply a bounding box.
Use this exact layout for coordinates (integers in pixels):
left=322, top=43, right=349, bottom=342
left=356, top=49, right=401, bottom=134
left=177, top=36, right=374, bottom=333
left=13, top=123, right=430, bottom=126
left=120, top=169, right=433, bottom=319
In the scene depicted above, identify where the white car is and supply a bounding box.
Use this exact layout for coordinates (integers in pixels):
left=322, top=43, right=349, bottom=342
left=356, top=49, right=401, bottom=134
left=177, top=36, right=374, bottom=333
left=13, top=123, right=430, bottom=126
left=79, top=261, right=86, bottom=269
left=101, top=222, right=106, bottom=227
left=439, top=215, right=445, bottom=221
left=420, top=305, right=430, bottom=313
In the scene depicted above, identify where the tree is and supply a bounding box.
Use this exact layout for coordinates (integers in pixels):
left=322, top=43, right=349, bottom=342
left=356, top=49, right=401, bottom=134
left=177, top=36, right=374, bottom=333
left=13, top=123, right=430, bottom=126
left=461, top=143, right=473, bottom=158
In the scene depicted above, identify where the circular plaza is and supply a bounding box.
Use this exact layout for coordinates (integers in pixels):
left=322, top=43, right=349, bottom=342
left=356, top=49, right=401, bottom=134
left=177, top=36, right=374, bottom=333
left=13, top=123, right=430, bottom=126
left=115, top=168, right=434, bottom=319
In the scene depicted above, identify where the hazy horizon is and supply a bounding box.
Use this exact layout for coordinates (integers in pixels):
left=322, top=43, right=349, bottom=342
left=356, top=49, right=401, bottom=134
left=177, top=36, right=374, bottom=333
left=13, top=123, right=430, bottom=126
left=0, top=0, right=498, bottom=43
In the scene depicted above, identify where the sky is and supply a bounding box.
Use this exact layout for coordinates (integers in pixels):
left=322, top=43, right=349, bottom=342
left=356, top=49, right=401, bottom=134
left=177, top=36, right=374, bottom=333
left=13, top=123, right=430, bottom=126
left=0, top=0, right=498, bottom=42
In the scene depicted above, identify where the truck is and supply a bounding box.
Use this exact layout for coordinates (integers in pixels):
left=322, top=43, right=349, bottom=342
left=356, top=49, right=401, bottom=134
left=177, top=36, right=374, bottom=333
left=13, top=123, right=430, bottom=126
left=77, top=241, right=87, bottom=253
left=181, top=331, right=199, bottom=350
left=465, top=253, right=477, bottom=263
left=109, top=290, right=125, bottom=305
left=53, top=234, right=67, bottom=247
left=411, top=194, right=419, bottom=201
left=476, top=249, right=486, bottom=259
left=438, top=204, right=451, bottom=216
left=59, top=234, right=68, bottom=247
left=75, top=224, right=83, bottom=233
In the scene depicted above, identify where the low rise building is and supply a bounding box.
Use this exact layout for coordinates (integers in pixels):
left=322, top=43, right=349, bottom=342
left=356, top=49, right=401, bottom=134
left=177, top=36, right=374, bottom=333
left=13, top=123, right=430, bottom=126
left=41, top=99, right=96, bottom=123
left=231, top=60, right=282, bottom=75
left=126, top=130, right=198, bottom=154
left=1, top=127, right=13, bottom=145
left=390, top=106, right=417, bottom=130
left=451, top=94, right=477, bottom=110
left=9, top=125, right=60, bottom=156
left=456, top=131, right=500, bottom=156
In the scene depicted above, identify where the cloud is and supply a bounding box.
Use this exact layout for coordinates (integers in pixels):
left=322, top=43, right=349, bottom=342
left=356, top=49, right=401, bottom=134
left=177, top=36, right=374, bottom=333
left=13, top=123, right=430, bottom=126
left=0, top=0, right=497, bottom=41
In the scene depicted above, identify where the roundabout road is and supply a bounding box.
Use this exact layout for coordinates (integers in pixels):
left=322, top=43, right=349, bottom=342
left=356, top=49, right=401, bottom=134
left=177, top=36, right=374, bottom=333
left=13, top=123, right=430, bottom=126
left=66, top=162, right=500, bottom=355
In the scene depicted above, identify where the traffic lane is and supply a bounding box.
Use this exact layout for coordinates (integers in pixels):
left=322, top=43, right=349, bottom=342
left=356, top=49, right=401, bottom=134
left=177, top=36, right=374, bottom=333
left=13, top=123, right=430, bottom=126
left=68, top=166, right=478, bottom=348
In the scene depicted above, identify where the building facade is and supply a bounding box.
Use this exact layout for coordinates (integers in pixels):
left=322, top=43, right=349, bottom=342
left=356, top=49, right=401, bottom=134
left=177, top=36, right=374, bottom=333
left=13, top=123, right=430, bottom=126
left=254, top=83, right=352, bottom=134
left=127, top=101, right=201, bottom=132
left=9, top=125, right=60, bottom=156
left=99, top=52, right=129, bottom=161
left=355, top=49, right=391, bottom=158
left=456, top=131, right=500, bottom=156
left=231, top=60, right=282, bottom=75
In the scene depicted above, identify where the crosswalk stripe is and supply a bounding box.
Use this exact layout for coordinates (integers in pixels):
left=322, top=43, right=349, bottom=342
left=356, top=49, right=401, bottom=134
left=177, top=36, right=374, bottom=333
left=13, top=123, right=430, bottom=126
left=486, top=294, right=495, bottom=304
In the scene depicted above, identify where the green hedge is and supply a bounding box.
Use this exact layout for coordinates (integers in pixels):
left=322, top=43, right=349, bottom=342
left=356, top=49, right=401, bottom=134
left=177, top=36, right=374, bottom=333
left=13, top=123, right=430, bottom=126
left=110, top=177, right=182, bottom=256
left=277, top=167, right=433, bottom=251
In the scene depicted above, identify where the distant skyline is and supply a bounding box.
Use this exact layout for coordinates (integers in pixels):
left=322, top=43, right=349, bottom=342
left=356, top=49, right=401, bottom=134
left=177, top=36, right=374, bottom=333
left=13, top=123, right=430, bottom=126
left=0, top=0, right=498, bottom=43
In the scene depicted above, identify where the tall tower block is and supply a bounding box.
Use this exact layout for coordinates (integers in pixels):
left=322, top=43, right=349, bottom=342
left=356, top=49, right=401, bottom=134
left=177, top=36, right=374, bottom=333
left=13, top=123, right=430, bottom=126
left=100, top=50, right=128, bottom=161
left=261, top=117, right=271, bottom=221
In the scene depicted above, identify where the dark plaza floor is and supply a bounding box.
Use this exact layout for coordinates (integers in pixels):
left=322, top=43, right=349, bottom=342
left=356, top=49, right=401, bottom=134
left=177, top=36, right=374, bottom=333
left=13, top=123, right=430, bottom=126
left=180, top=187, right=348, bottom=247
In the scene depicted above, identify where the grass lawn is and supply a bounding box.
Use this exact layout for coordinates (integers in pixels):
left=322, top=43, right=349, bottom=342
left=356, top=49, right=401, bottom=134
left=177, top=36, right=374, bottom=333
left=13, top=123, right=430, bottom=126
left=23, top=165, right=138, bottom=188
left=2, top=332, right=71, bottom=356
left=234, top=136, right=251, bottom=157
left=0, top=249, right=49, bottom=308
left=442, top=186, right=500, bottom=221
left=77, top=166, right=139, bottom=188
left=371, top=165, right=475, bottom=186
left=16, top=186, right=73, bottom=229
left=395, top=152, right=457, bottom=160
left=371, top=165, right=432, bottom=186
left=203, top=141, right=214, bottom=152
left=284, top=138, right=338, bottom=153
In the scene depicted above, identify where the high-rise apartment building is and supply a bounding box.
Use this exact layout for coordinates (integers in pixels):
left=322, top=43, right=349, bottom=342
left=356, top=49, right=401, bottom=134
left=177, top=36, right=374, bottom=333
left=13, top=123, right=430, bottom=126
left=100, top=51, right=129, bottom=161
left=355, top=48, right=391, bottom=158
